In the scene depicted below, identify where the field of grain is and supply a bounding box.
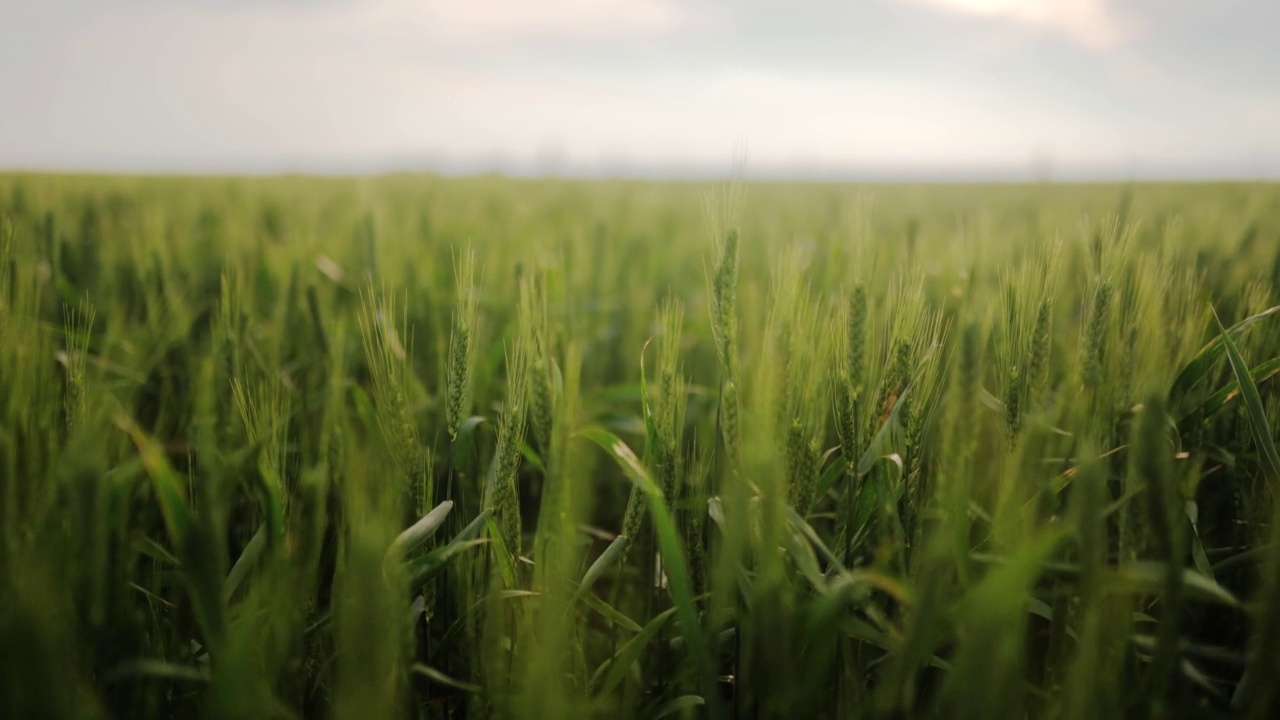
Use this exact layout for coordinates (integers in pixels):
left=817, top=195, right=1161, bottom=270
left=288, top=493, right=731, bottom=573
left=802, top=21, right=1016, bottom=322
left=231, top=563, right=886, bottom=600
left=1, top=175, right=1278, bottom=719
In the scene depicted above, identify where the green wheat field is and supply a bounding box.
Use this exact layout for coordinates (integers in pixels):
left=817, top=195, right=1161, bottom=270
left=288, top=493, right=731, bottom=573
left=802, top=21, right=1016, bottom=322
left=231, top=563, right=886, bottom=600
left=2, top=174, right=1279, bottom=719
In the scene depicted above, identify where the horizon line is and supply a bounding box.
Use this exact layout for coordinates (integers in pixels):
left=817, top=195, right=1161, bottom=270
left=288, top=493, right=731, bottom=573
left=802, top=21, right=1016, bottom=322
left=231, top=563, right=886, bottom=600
left=2, top=156, right=1277, bottom=184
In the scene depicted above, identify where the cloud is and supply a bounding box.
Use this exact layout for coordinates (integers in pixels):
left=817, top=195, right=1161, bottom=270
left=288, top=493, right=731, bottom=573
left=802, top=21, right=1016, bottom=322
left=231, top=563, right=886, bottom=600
left=896, top=0, right=1127, bottom=49
left=3, top=0, right=1276, bottom=176
left=314, top=0, right=698, bottom=47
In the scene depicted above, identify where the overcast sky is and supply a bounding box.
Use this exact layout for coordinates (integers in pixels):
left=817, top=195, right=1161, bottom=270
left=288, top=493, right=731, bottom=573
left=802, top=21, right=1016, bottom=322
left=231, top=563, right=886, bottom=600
left=3, top=0, right=1278, bottom=179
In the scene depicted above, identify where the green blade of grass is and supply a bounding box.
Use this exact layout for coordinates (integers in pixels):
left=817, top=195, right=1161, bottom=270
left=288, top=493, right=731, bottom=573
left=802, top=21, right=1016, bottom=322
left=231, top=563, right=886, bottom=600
left=484, top=515, right=519, bottom=588
left=650, top=695, right=706, bottom=720
left=389, top=500, right=454, bottom=558
left=971, top=554, right=1241, bottom=607
left=577, top=427, right=722, bottom=718
left=411, top=663, right=481, bottom=693
left=1213, top=311, right=1280, bottom=718
left=115, top=414, right=226, bottom=648
left=782, top=521, right=827, bottom=592
left=1213, top=308, right=1280, bottom=488
left=572, top=534, right=628, bottom=606
left=580, top=590, right=644, bottom=634
left=404, top=511, right=492, bottom=587
left=1170, top=304, right=1280, bottom=407
left=577, top=426, right=661, bottom=496
left=104, top=659, right=209, bottom=684
left=115, top=414, right=194, bottom=549
left=1178, top=357, right=1280, bottom=427
left=814, top=445, right=847, bottom=498
left=785, top=505, right=846, bottom=576
left=591, top=605, right=680, bottom=696
left=223, top=524, right=266, bottom=603
left=405, top=539, right=489, bottom=588
left=1111, top=563, right=1240, bottom=607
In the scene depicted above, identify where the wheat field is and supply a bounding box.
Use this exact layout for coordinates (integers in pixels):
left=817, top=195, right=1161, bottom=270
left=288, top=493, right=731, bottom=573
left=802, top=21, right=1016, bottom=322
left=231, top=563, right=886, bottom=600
left=2, top=174, right=1278, bottom=719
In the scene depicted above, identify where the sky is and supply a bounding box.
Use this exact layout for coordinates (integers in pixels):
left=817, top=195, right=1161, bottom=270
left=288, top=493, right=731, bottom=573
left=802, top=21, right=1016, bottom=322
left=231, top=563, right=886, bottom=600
left=2, top=0, right=1278, bottom=179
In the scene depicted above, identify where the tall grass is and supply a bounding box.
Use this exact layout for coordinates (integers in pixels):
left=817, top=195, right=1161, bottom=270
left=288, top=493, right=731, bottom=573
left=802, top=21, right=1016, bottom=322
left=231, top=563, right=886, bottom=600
left=1, top=174, right=1279, bottom=719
